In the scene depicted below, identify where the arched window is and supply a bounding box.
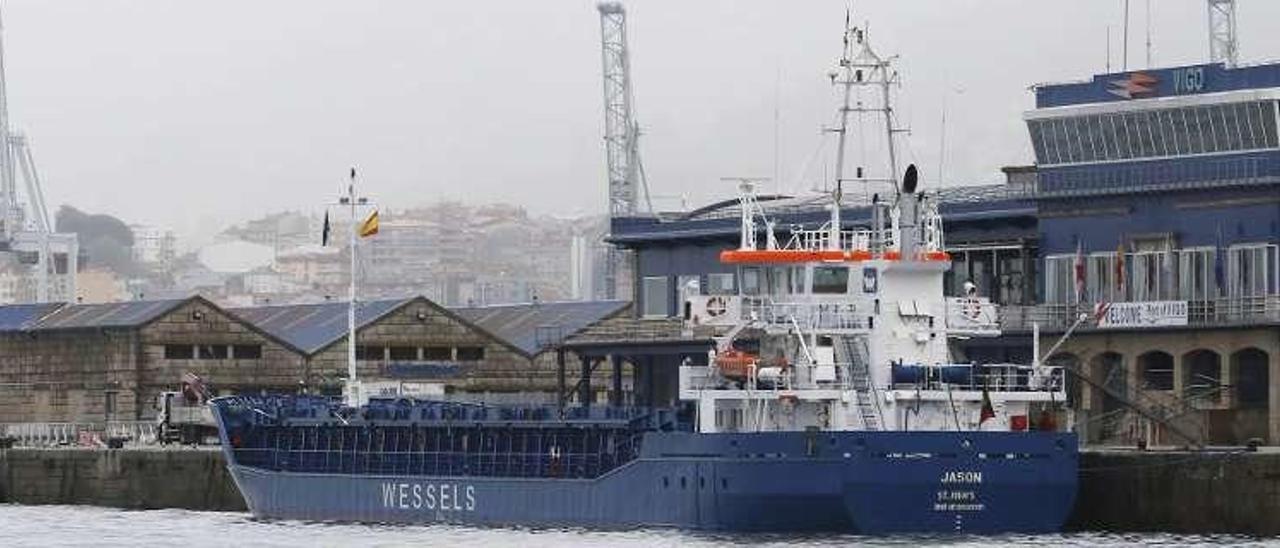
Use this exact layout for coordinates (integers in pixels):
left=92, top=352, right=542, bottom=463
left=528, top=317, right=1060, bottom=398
left=1138, top=351, right=1175, bottom=391
left=1183, top=350, right=1223, bottom=404
left=1232, top=348, right=1270, bottom=409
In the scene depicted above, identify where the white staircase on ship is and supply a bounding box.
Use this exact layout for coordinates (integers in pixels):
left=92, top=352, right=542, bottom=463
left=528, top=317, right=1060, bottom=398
left=836, top=335, right=882, bottom=431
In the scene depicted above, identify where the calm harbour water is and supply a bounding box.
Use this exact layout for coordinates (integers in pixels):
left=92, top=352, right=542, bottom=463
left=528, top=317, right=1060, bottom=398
left=0, top=505, right=1273, bottom=547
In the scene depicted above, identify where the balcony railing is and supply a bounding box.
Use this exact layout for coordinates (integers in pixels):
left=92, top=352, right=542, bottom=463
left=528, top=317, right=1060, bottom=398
left=999, top=295, right=1280, bottom=332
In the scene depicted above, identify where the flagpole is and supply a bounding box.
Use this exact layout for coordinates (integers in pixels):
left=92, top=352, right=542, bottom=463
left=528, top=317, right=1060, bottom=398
left=347, top=168, right=359, bottom=407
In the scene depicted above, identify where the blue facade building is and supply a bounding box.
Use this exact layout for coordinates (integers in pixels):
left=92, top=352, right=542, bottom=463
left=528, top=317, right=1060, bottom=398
left=1027, top=63, right=1279, bottom=306
left=611, top=61, right=1280, bottom=447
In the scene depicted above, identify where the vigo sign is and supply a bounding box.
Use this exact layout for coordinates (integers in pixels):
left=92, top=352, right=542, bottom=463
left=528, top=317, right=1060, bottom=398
left=1096, top=301, right=1188, bottom=328
left=1172, top=67, right=1206, bottom=94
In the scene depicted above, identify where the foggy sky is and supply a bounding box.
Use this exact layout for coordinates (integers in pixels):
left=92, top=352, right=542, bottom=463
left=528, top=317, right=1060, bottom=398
left=5, top=0, right=1280, bottom=249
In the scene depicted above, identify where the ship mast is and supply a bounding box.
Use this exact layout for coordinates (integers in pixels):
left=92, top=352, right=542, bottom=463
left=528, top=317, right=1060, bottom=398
left=336, top=168, right=370, bottom=407
left=827, top=14, right=855, bottom=251
left=826, top=15, right=902, bottom=249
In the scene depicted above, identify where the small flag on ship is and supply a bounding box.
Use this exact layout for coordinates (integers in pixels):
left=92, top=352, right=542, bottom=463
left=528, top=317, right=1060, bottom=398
left=359, top=210, right=379, bottom=238
left=321, top=211, right=331, bottom=246
left=979, top=382, right=995, bottom=425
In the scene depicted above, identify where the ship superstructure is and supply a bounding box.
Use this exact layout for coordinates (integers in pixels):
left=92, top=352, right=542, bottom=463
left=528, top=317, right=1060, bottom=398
left=681, top=22, right=1068, bottom=438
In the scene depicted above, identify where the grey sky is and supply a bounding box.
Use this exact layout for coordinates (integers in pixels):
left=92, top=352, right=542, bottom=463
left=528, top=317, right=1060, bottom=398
left=5, top=0, right=1280, bottom=249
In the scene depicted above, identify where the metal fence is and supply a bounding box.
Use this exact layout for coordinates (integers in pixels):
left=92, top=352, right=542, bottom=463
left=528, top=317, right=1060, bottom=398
left=1, top=421, right=158, bottom=448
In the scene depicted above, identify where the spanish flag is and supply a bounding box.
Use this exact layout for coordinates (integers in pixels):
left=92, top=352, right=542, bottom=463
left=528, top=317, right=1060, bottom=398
left=359, top=210, right=379, bottom=237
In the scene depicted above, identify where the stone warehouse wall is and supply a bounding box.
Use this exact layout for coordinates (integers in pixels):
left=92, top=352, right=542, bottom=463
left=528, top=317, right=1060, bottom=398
left=0, top=299, right=304, bottom=424
left=0, top=330, right=140, bottom=424
left=137, top=300, right=306, bottom=411
left=307, top=301, right=535, bottom=393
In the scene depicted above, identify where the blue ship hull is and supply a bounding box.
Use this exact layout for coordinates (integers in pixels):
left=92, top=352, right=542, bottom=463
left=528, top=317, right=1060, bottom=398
left=221, top=428, right=1077, bottom=533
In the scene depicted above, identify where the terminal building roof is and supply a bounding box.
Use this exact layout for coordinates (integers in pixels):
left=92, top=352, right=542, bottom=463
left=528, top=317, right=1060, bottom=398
left=610, top=180, right=1036, bottom=245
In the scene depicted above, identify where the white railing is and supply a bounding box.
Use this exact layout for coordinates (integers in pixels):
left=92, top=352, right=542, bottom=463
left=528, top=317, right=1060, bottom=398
left=784, top=226, right=883, bottom=253
left=944, top=297, right=1001, bottom=336
left=742, top=298, right=869, bottom=331
left=1, top=421, right=160, bottom=448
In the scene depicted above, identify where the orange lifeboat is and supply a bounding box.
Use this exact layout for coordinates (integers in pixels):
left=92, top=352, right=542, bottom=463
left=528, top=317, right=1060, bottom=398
left=714, top=350, right=757, bottom=380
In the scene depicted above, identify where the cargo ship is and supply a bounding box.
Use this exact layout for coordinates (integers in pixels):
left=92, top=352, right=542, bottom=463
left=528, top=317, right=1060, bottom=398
left=210, top=16, right=1077, bottom=533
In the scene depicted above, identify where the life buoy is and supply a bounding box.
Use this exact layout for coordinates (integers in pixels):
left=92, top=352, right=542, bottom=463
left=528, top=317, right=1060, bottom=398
left=705, top=296, right=728, bottom=317
left=963, top=298, right=982, bottom=320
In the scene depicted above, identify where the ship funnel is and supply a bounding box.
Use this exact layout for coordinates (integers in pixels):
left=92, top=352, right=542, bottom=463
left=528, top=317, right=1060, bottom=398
left=902, top=164, right=918, bottom=194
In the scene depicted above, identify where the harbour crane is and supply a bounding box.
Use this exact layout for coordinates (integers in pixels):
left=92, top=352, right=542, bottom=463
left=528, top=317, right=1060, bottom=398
left=0, top=7, right=77, bottom=303
left=1207, top=0, right=1238, bottom=67
left=597, top=2, right=652, bottom=300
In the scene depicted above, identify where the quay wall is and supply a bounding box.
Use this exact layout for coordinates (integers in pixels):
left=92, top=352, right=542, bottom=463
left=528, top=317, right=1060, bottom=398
left=0, top=448, right=245, bottom=512
left=3, top=447, right=1279, bottom=535
left=1066, top=449, right=1280, bottom=535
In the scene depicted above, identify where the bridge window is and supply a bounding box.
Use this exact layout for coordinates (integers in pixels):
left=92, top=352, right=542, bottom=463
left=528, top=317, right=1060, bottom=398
left=740, top=267, right=761, bottom=295
left=1028, top=100, right=1280, bottom=166
left=812, top=266, right=850, bottom=294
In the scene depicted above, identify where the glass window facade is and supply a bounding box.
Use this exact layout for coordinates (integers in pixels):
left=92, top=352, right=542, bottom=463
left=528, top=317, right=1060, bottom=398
left=642, top=276, right=670, bottom=317
left=1043, top=244, right=1279, bottom=304
left=1027, top=100, right=1279, bottom=166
